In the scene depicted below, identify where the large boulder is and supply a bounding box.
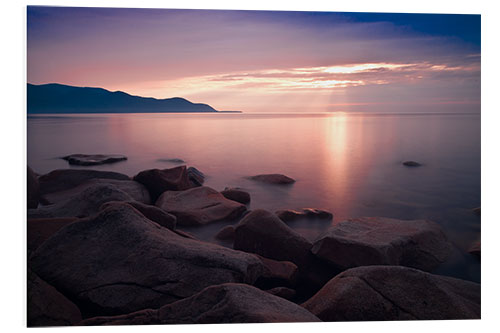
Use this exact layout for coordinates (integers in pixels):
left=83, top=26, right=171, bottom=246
left=233, top=210, right=312, bottom=267
left=302, top=265, right=480, bottom=321
left=80, top=283, right=320, bottom=325
left=311, top=217, right=452, bottom=271
left=275, top=208, right=333, bottom=223
left=215, top=225, right=236, bottom=240
left=29, top=204, right=266, bottom=316
left=28, top=183, right=134, bottom=219
left=247, top=174, right=295, bottom=185
left=38, top=169, right=130, bottom=196
left=156, top=186, right=247, bottom=226
left=27, top=166, right=40, bottom=209
left=28, top=217, right=79, bottom=252
left=133, top=166, right=193, bottom=200
left=255, top=254, right=299, bottom=287
left=42, top=178, right=151, bottom=205
left=221, top=187, right=251, bottom=204
left=62, top=154, right=127, bottom=166
left=100, top=201, right=176, bottom=230
left=28, top=269, right=82, bottom=327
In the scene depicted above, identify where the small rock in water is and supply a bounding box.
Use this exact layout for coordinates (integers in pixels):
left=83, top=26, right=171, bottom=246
left=62, top=154, right=127, bottom=166
left=247, top=174, right=295, bottom=185
left=157, top=158, right=185, bottom=163
left=403, top=161, right=422, bottom=167
left=133, top=166, right=193, bottom=201
left=276, top=208, right=333, bottom=222
left=221, top=187, right=251, bottom=204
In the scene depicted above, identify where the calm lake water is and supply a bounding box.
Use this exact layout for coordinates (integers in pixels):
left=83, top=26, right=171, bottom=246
left=27, top=112, right=481, bottom=282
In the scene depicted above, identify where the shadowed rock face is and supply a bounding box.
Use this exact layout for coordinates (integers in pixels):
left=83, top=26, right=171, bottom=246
left=100, top=201, right=177, bottom=230
left=247, top=174, right=295, bottom=184
left=27, top=166, right=40, bottom=209
left=468, top=240, right=481, bottom=259
left=28, top=183, right=134, bottom=219
left=80, top=283, right=320, bottom=325
left=156, top=186, right=247, bottom=226
left=29, top=204, right=265, bottom=317
left=133, top=166, right=193, bottom=201
left=302, top=265, right=480, bottom=321
left=275, top=208, right=333, bottom=223
left=38, top=169, right=130, bottom=196
left=221, top=188, right=251, bottom=204
left=311, top=217, right=452, bottom=271
left=28, top=217, right=79, bottom=253
left=62, top=154, right=127, bottom=166
left=215, top=225, right=236, bottom=240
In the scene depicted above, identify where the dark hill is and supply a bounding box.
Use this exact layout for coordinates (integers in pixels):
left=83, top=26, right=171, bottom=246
left=27, top=83, right=217, bottom=113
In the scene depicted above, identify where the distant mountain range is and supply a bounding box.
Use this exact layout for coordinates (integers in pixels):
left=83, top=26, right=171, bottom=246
left=27, top=83, right=218, bottom=113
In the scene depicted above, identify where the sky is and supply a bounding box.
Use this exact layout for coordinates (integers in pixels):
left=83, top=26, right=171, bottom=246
left=27, top=6, right=481, bottom=113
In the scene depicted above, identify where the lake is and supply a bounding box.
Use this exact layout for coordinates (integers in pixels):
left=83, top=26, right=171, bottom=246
left=27, top=112, right=481, bottom=282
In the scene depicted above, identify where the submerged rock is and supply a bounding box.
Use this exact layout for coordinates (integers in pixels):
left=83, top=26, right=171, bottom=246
left=30, top=204, right=265, bottom=316
left=247, top=174, right=295, bottom=185
left=156, top=186, right=246, bottom=226
left=62, top=154, right=127, bottom=166
left=302, top=265, right=480, bottom=321
left=221, top=187, right=251, bottom=204
left=402, top=161, right=422, bottom=167
left=27, top=166, right=40, bottom=209
left=133, top=166, right=193, bottom=201
left=275, top=208, right=333, bottom=223
left=311, top=217, right=452, bottom=271
left=100, top=201, right=176, bottom=230
left=80, top=283, right=320, bottom=325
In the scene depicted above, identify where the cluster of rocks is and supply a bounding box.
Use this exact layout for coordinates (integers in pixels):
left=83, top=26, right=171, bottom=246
left=27, top=164, right=480, bottom=327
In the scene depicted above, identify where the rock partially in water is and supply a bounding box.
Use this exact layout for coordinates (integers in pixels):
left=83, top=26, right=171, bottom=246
left=39, top=169, right=130, bottom=196
left=402, top=161, right=422, bottom=167
left=187, top=166, right=205, bottom=187
left=275, top=208, right=333, bottom=223
left=80, top=283, right=320, bottom=325
left=100, top=201, right=176, bottom=230
left=62, top=154, right=127, bottom=166
left=215, top=225, right=236, bottom=240
left=27, top=166, right=40, bottom=209
left=221, top=187, right=251, bottom=204
left=28, top=268, right=82, bottom=327
left=311, top=217, right=452, bottom=272
left=29, top=204, right=266, bottom=317
left=42, top=178, right=151, bottom=205
left=28, top=183, right=134, bottom=219
left=28, top=217, right=79, bottom=253
left=302, top=265, right=480, bottom=321
left=133, top=166, right=193, bottom=201
left=157, top=158, right=185, bottom=163
left=468, top=240, right=481, bottom=259
left=156, top=186, right=247, bottom=226
left=256, top=254, right=299, bottom=287
left=247, top=174, right=295, bottom=185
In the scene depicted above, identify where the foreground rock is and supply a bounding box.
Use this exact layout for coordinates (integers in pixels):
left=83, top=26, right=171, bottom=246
left=276, top=208, right=333, bottom=223
left=62, top=154, right=127, bottom=166
left=311, top=217, right=452, bottom=271
left=133, top=166, right=193, bottom=200
left=42, top=178, right=151, bottom=205
left=302, top=265, right=480, bottom=321
left=472, top=207, right=481, bottom=216
left=28, top=269, right=82, bottom=327
left=256, top=255, right=298, bottom=287
left=265, top=287, right=296, bottom=301
left=156, top=186, right=246, bottom=226
left=80, top=283, right=320, bottom=325
left=247, top=174, right=295, bottom=184
left=39, top=169, right=130, bottom=196
left=468, top=240, right=481, bottom=259
left=27, top=166, right=40, bottom=209
left=28, top=183, right=134, bottom=219
left=403, top=161, right=422, bottom=167
left=30, top=204, right=265, bottom=316
left=28, top=217, right=79, bottom=253
left=221, top=187, right=251, bottom=204
left=215, top=225, right=235, bottom=240
left=100, top=201, right=176, bottom=230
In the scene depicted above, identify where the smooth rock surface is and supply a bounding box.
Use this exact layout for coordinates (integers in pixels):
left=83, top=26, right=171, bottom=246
left=256, top=255, right=299, bottom=287
left=221, top=187, right=251, bottom=204
left=133, top=166, right=193, bottom=200
left=302, top=265, right=480, bottom=321
left=28, top=166, right=40, bottom=209
left=30, top=204, right=265, bottom=316
left=311, top=217, right=452, bottom=271
left=100, top=201, right=176, bottom=230
left=28, top=183, right=134, bottom=219
left=62, top=154, right=127, bottom=166
left=265, top=287, right=296, bottom=301
left=28, top=217, right=79, bottom=252
left=80, top=283, right=320, bottom=325
left=39, top=169, right=130, bottom=196
left=276, top=208, right=333, bottom=223
left=156, top=186, right=247, bottom=226
left=215, top=225, right=236, bottom=240
left=247, top=174, right=295, bottom=184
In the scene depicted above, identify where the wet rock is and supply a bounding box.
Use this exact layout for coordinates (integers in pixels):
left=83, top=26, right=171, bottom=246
left=468, top=240, right=481, bottom=259
left=42, top=179, right=151, bottom=205
left=187, top=166, right=205, bottom=187
left=215, top=225, right=236, bottom=240
left=247, top=174, right=295, bottom=184
left=28, top=217, right=79, bottom=252
left=27, top=166, right=40, bottom=209
left=256, top=254, right=299, bottom=287
left=156, top=186, right=247, bottom=226
left=311, top=217, right=452, bottom=272
left=28, top=268, right=82, bottom=327
left=30, top=204, right=265, bottom=316
left=133, top=166, right=193, bottom=201
left=302, top=265, right=480, bottom=321
left=28, top=183, right=134, bottom=219
left=275, top=208, right=333, bottom=223
left=62, top=154, right=127, bottom=166
left=100, top=201, right=176, bottom=230
left=157, top=158, right=185, bottom=163
left=80, top=283, right=320, bottom=325
left=265, top=287, right=296, bottom=301
left=221, top=187, right=251, bottom=204
left=39, top=169, right=130, bottom=196
left=403, top=161, right=422, bottom=167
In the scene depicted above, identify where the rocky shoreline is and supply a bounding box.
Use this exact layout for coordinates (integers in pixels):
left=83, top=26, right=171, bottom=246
left=27, top=163, right=481, bottom=326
